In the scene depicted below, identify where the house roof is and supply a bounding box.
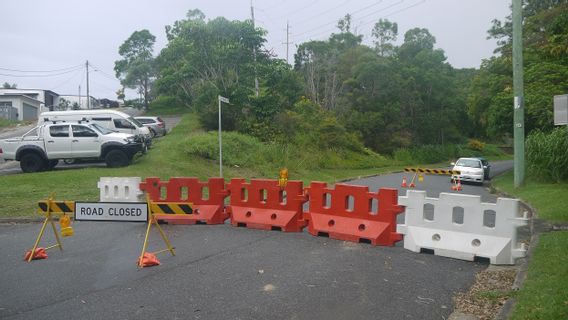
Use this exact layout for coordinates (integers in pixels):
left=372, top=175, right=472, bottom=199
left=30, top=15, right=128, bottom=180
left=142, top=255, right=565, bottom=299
left=0, top=93, right=44, bottom=104
left=0, top=88, right=59, bottom=96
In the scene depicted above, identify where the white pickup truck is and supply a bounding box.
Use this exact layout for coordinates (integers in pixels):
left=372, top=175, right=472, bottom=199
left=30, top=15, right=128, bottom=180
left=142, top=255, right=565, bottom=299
left=0, top=122, right=144, bottom=173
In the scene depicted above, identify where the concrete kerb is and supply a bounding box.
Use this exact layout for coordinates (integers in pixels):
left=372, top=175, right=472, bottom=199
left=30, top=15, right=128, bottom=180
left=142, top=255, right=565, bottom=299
left=0, top=217, right=44, bottom=224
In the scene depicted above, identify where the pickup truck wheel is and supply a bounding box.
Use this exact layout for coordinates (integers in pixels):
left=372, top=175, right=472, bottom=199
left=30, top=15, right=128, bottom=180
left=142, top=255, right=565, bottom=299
left=105, top=150, right=129, bottom=168
left=20, top=153, right=47, bottom=173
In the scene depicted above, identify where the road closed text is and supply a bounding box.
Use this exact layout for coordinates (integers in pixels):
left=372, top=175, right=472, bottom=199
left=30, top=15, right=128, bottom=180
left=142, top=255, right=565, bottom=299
left=75, top=202, right=148, bottom=222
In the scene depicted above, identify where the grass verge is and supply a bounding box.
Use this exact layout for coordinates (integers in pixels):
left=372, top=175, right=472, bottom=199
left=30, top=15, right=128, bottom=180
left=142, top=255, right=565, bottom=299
left=0, top=118, right=19, bottom=130
left=509, top=232, right=568, bottom=320
left=492, top=171, right=568, bottom=319
left=492, top=171, right=568, bottom=223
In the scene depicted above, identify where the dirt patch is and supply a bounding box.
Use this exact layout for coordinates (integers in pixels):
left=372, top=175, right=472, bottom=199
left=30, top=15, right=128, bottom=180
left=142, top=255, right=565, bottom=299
left=454, top=269, right=517, bottom=320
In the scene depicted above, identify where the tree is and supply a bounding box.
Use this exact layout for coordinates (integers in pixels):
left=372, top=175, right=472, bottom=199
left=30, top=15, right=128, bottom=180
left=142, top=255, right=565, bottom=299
left=468, top=1, right=568, bottom=139
left=57, top=98, right=70, bottom=111
left=372, top=19, right=398, bottom=57
left=116, top=88, right=125, bottom=105
left=114, top=30, right=156, bottom=110
left=2, top=82, right=17, bottom=89
left=155, top=10, right=274, bottom=132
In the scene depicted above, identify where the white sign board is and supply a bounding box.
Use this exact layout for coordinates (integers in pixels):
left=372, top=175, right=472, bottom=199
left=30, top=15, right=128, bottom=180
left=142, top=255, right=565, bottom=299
left=218, top=95, right=230, bottom=103
left=75, top=202, right=148, bottom=222
left=554, top=94, right=568, bottom=125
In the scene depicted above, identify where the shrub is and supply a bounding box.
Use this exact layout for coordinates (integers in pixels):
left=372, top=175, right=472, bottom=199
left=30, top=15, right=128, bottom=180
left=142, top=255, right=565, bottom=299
left=467, top=139, right=486, bottom=151
left=526, top=128, right=568, bottom=182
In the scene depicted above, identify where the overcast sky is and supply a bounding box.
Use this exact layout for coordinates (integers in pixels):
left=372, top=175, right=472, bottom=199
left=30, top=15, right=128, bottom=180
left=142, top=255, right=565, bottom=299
left=0, top=0, right=510, bottom=100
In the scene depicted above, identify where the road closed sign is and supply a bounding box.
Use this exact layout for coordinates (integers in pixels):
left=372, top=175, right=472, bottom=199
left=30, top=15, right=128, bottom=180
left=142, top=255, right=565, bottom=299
left=75, top=202, right=148, bottom=222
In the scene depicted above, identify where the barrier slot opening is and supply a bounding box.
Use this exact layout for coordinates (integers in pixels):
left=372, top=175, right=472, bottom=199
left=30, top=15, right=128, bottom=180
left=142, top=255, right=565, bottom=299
left=423, top=203, right=435, bottom=221
left=452, top=206, right=464, bottom=225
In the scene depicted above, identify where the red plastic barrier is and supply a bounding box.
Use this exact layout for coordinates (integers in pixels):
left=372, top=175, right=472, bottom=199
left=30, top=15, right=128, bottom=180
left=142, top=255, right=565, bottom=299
left=226, top=178, right=307, bottom=232
left=304, top=182, right=403, bottom=246
left=139, top=177, right=229, bottom=224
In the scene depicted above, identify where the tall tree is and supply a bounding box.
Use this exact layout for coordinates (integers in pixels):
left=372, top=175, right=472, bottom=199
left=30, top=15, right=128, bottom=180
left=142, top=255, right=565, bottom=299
left=114, top=29, right=156, bottom=110
left=372, top=19, right=398, bottom=57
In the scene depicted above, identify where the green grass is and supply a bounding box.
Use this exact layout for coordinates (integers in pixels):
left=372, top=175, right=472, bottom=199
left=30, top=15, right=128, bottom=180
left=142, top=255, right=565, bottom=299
left=492, top=171, right=568, bottom=223
left=0, top=118, right=18, bottom=129
left=492, top=171, right=568, bottom=319
left=509, top=232, right=568, bottom=320
left=0, top=114, right=397, bottom=218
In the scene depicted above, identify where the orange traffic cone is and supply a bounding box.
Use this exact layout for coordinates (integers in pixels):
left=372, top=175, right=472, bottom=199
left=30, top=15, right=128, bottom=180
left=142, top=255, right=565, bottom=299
left=137, top=252, right=160, bottom=268
left=401, top=176, right=408, bottom=188
left=451, top=177, right=462, bottom=191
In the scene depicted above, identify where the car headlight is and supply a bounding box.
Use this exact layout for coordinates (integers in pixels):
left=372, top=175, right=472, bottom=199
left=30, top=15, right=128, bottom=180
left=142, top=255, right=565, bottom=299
left=124, top=136, right=136, bottom=143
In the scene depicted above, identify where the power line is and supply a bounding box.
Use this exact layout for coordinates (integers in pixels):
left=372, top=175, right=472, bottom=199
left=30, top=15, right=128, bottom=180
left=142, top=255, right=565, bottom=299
left=359, top=0, right=426, bottom=38
left=292, top=0, right=387, bottom=38
left=282, top=0, right=320, bottom=17
left=50, top=68, right=83, bottom=91
left=359, top=0, right=425, bottom=29
left=0, top=64, right=82, bottom=73
left=89, top=62, right=121, bottom=83
left=292, top=0, right=408, bottom=43
left=0, top=66, right=83, bottom=78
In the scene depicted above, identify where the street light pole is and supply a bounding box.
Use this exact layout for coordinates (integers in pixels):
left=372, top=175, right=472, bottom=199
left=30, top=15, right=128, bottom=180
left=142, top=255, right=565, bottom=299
left=512, top=0, right=525, bottom=187
left=218, top=95, right=230, bottom=178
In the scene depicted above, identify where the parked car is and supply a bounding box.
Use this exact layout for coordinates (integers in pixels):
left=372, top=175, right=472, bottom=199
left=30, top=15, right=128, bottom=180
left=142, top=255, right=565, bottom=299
left=475, top=157, right=491, bottom=180
left=0, top=122, right=144, bottom=173
left=134, top=116, right=167, bottom=137
left=450, top=157, right=486, bottom=184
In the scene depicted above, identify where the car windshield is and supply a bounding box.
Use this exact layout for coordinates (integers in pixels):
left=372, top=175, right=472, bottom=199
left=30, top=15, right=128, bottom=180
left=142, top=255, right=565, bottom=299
left=136, top=118, right=154, bottom=124
left=128, top=117, right=144, bottom=128
left=90, top=123, right=114, bottom=135
left=456, top=159, right=481, bottom=168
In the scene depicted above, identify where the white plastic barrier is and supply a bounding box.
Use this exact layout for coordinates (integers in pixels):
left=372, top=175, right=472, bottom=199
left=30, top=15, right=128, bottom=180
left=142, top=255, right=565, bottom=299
left=397, top=190, right=528, bottom=265
left=98, top=177, right=143, bottom=203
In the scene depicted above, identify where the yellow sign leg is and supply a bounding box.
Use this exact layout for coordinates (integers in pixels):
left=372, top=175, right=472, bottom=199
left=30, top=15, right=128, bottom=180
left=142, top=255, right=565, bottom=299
left=139, top=217, right=154, bottom=268
left=154, top=220, right=175, bottom=256
left=49, top=215, right=63, bottom=251
left=28, top=215, right=50, bottom=262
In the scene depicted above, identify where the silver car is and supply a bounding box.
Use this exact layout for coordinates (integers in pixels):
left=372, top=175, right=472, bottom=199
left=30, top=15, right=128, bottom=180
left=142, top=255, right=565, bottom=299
left=134, top=116, right=167, bottom=137
left=451, top=157, right=485, bottom=184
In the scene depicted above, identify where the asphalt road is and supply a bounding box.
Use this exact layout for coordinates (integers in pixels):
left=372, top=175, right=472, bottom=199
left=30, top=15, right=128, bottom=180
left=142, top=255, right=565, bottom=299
left=0, top=161, right=516, bottom=320
left=0, top=114, right=182, bottom=176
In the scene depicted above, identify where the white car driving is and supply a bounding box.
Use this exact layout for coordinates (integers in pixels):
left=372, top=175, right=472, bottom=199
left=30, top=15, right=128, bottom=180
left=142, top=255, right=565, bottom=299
left=451, top=157, right=486, bottom=184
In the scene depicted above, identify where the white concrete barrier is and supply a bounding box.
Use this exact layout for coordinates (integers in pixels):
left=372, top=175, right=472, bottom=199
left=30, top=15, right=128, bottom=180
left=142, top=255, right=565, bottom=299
left=397, top=190, right=528, bottom=265
left=98, top=177, right=143, bottom=203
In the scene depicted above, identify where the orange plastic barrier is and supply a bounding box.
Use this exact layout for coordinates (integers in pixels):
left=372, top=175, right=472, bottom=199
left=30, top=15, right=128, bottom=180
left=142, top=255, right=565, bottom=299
left=226, top=179, right=307, bottom=232
left=139, top=177, right=229, bottom=224
left=304, top=182, right=404, bottom=246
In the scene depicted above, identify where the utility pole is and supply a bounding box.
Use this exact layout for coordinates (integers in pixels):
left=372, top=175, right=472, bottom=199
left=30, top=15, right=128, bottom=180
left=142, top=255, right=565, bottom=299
left=78, top=85, right=81, bottom=109
left=251, top=0, right=259, bottom=97
left=512, top=0, right=525, bottom=187
left=86, top=60, right=90, bottom=109
left=284, top=21, right=292, bottom=64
